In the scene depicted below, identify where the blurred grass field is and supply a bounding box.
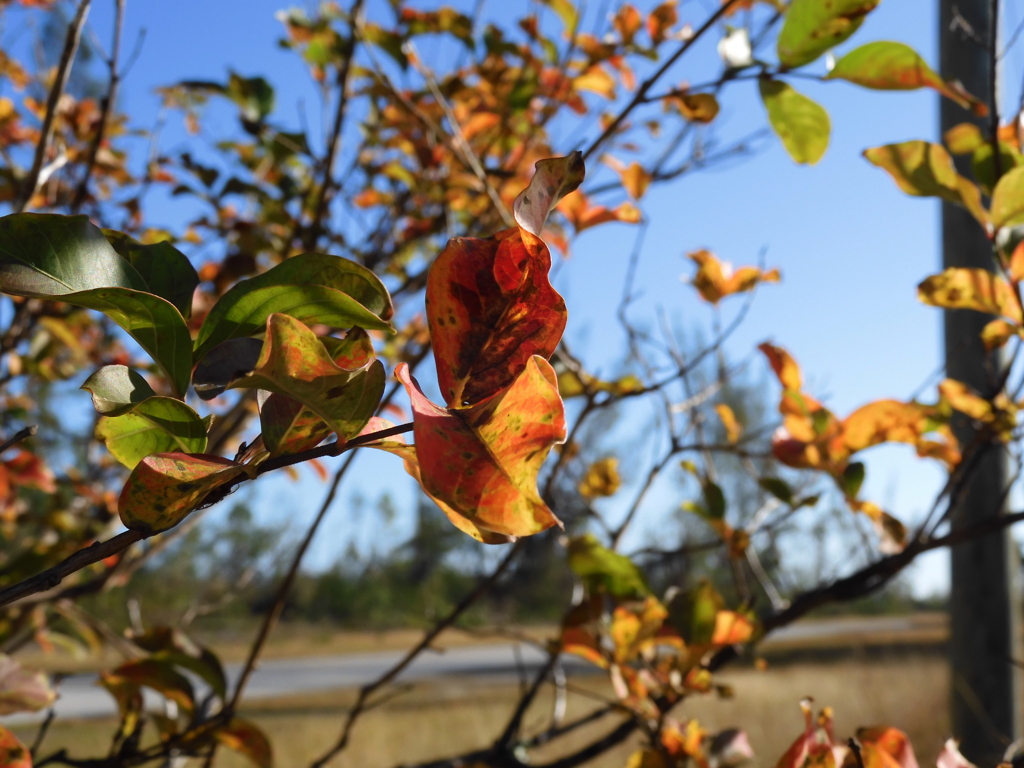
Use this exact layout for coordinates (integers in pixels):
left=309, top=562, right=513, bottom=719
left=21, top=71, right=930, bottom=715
left=18, top=652, right=949, bottom=768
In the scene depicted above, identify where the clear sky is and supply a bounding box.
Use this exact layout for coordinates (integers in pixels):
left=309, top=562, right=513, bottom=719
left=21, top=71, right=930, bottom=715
left=56, top=0, right=1024, bottom=596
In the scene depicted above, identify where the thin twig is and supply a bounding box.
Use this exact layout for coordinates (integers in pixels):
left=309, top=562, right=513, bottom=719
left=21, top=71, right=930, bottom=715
left=0, top=425, right=37, bottom=455
left=15, top=0, right=92, bottom=212
left=70, top=0, right=124, bottom=212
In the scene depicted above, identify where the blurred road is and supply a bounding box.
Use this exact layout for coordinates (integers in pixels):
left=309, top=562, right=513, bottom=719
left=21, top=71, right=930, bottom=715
left=4, top=613, right=947, bottom=724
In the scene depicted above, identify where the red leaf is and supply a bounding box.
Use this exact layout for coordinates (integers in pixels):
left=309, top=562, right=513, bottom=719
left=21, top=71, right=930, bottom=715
left=0, top=725, right=31, bottom=768
left=427, top=227, right=566, bottom=406
left=395, top=357, right=565, bottom=539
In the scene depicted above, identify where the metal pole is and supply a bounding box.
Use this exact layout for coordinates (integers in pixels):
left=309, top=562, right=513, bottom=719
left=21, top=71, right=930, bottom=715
left=940, top=0, right=1022, bottom=760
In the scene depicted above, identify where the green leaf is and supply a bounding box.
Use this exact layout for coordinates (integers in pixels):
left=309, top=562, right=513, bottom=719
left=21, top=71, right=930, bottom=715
left=673, top=579, right=724, bottom=645
left=991, top=166, right=1024, bottom=229
left=0, top=213, right=146, bottom=296
left=971, top=142, right=1024, bottom=195
left=227, top=72, right=275, bottom=123
left=702, top=480, right=726, bottom=520
left=759, top=78, right=830, bottom=165
left=841, top=461, right=866, bottom=498
left=776, top=0, right=879, bottom=69
left=103, top=230, right=199, bottom=319
left=227, top=314, right=385, bottom=441
left=97, top=397, right=208, bottom=469
left=758, top=477, right=794, bottom=505
left=119, top=453, right=246, bottom=534
left=62, top=288, right=193, bottom=396
left=194, top=252, right=393, bottom=363
left=827, top=41, right=987, bottom=116
left=81, top=365, right=157, bottom=416
left=567, top=533, right=650, bottom=600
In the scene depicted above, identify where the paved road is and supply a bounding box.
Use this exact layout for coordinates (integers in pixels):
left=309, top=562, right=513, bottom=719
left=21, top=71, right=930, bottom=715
left=3, top=614, right=948, bottom=724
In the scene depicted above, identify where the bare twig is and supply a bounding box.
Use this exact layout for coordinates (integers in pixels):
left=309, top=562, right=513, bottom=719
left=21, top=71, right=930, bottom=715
left=15, top=0, right=92, bottom=212
left=0, top=425, right=37, bottom=455
left=70, top=0, right=124, bottom=212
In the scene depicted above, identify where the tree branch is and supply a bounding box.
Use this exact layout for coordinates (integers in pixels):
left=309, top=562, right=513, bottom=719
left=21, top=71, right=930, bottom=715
left=15, top=0, right=92, bottom=212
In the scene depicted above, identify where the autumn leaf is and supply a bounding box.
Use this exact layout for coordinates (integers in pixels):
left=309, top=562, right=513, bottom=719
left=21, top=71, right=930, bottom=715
left=991, top=166, right=1024, bottom=229
left=396, top=357, right=565, bottom=539
left=668, top=92, right=720, bottom=124
left=119, top=453, right=246, bottom=534
left=610, top=596, right=683, bottom=663
left=828, top=42, right=987, bottom=116
left=857, top=727, right=920, bottom=768
left=0, top=726, right=30, bottom=768
left=759, top=342, right=802, bottom=391
left=557, top=190, right=641, bottom=233
left=917, top=268, right=1022, bottom=323
left=214, top=719, right=273, bottom=768
left=715, top=404, right=742, bottom=444
left=776, top=0, right=880, bottom=69
left=224, top=314, right=385, bottom=441
left=711, top=610, right=755, bottom=645
left=427, top=227, right=566, bottom=406
left=102, top=658, right=196, bottom=715
left=864, top=141, right=988, bottom=227
left=578, top=457, right=621, bottom=498
left=688, top=250, right=780, bottom=304
left=944, top=123, right=985, bottom=155
left=567, top=533, right=650, bottom=599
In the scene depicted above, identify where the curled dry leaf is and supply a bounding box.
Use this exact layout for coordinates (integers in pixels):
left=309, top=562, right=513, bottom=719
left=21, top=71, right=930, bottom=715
left=688, top=250, right=780, bottom=304
left=0, top=654, right=55, bottom=714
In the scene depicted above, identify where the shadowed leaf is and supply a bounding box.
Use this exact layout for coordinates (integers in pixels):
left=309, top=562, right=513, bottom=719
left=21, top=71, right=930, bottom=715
left=103, top=659, right=195, bottom=715
left=227, top=314, right=385, bottom=441
left=214, top=719, right=273, bottom=768
left=513, top=152, right=585, bottom=236
left=81, top=365, right=157, bottom=416
left=104, top=230, right=199, bottom=318
left=132, top=627, right=227, bottom=701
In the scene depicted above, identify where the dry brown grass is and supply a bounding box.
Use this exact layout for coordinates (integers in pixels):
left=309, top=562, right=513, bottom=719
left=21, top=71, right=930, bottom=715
left=17, top=653, right=949, bottom=768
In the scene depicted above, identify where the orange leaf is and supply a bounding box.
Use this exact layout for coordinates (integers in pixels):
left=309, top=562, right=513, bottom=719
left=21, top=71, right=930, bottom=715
left=715, top=404, right=742, bottom=444
left=670, top=93, right=720, bottom=123
left=857, top=727, right=919, bottom=768
left=647, top=2, right=678, bottom=44
left=119, top=454, right=246, bottom=534
left=688, top=251, right=779, bottom=304
left=711, top=610, right=754, bottom=645
left=759, top=342, right=802, bottom=391
left=427, top=227, right=566, bottom=406
left=396, top=357, right=566, bottom=539
left=214, top=718, right=273, bottom=768
left=0, top=725, right=30, bottom=768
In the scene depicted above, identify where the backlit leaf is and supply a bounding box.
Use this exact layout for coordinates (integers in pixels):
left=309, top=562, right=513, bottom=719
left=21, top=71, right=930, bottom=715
left=97, top=397, right=208, bottom=469
left=215, top=719, right=273, bottom=768
left=427, top=227, right=566, bottom=406
left=918, top=268, right=1022, bottom=322
left=711, top=610, right=754, bottom=645
left=864, top=141, right=987, bottom=227
left=759, top=79, right=830, bottom=165
left=0, top=655, right=55, bottom=714
left=119, top=453, right=246, bottom=534
left=0, top=213, right=146, bottom=297
left=513, top=152, right=585, bottom=237
left=759, top=342, right=802, bottom=391
left=226, top=314, right=385, bottom=441
left=194, top=252, right=393, bottom=363
left=944, top=123, right=985, bottom=155
left=688, top=250, right=780, bottom=304
left=828, top=42, right=987, bottom=116
left=396, top=357, right=565, bottom=539
left=132, top=626, right=227, bottom=701
left=81, top=365, right=157, bottom=416
left=991, top=166, right=1024, bottom=229
left=715, top=404, right=742, bottom=444
left=670, top=92, right=720, bottom=124
left=568, top=533, right=650, bottom=599
left=776, top=0, right=879, bottom=68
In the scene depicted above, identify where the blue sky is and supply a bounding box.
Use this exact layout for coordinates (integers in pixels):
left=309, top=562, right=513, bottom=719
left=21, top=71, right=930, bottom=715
left=56, top=0, right=1024, bottom=595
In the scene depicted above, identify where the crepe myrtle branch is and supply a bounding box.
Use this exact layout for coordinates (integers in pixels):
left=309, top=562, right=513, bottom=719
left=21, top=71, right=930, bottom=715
left=0, top=420, right=414, bottom=609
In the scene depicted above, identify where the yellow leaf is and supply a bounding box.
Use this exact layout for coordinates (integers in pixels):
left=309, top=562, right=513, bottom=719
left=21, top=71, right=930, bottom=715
left=715, top=403, right=742, bottom=444
left=626, top=749, right=669, bottom=768
left=981, top=318, right=1019, bottom=349
left=574, top=65, right=616, bottom=99
left=759, top=342, right=802, bottom=391
left=579, top=457, right=622, bottom=498
left=712, top=610, right=755, bottom=645
left=918, top=268, right=1022, bottom=323
left=669, top=92, right=720, bottom=123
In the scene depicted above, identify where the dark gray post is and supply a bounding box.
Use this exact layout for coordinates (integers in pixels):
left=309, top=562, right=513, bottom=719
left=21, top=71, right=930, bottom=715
left=940, top=0, right=1022, bottom=760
